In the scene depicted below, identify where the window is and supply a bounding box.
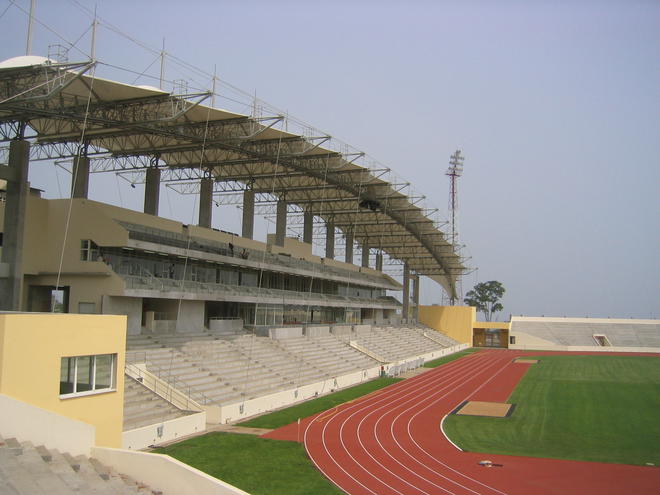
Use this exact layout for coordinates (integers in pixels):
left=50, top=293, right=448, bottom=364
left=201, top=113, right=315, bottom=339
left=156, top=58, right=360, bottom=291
left=80, top=239, right=99, bottom=261
left=78, top=302, right=96, bottom=314
left=60, top=354, right=117, bottom=398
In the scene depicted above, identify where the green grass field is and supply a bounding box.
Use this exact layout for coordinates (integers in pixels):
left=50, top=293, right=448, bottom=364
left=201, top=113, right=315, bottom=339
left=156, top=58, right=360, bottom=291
left=155, top=377, right=403, bottom=495
left=423, top=348, right=478, bottom=368
left=155, top=432, right=343, bottom=495
left=443, top=354, right=660, bottom=466
left=238, top=376, right=402, bottom=429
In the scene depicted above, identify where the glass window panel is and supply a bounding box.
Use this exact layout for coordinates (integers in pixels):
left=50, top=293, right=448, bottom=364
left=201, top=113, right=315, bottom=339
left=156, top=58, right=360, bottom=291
left=94, top=354, right=113, bottom=390
left=59, top=357, right=75, bottom=395
left=76, top=355, right=93, bottom=392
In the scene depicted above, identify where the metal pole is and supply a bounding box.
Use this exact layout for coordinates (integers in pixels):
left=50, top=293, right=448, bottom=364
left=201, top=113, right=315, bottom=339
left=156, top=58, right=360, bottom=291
left=91, top=7, right=98, bottom=60
left=26, top=0, right=36, bottom=56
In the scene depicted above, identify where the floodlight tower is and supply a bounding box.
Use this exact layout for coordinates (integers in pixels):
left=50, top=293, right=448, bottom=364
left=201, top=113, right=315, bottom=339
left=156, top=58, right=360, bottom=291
left=446, top=150, right=464, bottom=305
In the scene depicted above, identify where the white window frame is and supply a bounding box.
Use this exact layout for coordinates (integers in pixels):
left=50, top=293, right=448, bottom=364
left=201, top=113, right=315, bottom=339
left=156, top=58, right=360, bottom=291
left=60, top=354, right=117, bottom=399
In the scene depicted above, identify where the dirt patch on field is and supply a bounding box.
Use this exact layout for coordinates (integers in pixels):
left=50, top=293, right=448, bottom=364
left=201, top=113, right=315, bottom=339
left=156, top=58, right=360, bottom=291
left=454, top=400, right=514, bottom=418
left=514, top=358, right=539, bottom=364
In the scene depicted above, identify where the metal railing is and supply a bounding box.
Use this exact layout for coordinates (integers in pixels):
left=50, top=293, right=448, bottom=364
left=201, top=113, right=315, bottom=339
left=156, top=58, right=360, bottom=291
left=125, top=352, right=212, bottom=406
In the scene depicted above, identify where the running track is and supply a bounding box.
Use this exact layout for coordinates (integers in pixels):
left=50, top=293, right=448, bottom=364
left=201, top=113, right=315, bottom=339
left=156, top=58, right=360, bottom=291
left=264, top=349, right=660, bottom=494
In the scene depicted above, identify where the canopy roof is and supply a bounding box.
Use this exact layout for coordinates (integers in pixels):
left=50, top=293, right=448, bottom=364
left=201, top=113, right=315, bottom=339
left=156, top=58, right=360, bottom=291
left=0, top=57, right=465, bottom=297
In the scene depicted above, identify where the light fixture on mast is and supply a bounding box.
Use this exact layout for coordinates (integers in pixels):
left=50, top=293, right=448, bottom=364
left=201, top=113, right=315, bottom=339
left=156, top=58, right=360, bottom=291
left=446, top=149, right=464, bottom=305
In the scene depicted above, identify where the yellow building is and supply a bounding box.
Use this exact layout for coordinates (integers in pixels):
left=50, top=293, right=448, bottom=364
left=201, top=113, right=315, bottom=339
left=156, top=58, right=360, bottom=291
left=419, top=305, right=510, bottom=348
left=0, top=312, right=126, bottom=448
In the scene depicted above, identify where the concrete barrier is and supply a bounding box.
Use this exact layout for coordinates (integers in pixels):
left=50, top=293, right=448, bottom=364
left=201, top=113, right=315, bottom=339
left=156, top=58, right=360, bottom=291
left=122, top=411, right=206, bottom=450
left=0, top=394, right=95, bottom=457
left=268, top=327, right=303, bottom=339
left=330, top=325, right=352, bottom=336
left=509, top=344, right=660, bottom=353
left=304, top=325, right=330, bottom=338
left=92, top=447, right=250, bottom=495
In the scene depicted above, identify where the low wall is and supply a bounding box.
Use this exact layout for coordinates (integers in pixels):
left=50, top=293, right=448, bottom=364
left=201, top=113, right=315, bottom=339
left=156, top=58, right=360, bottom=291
left=92, top=447, right=250, bottom=495
left=268, top=326, right=303, bottom=339
left=0, top=394, right=95, bottom=457
left=509, top=344, right=660, bottom=353
left=304, top=325, right=330, bottom=338
left=217, top=366, right=382, bottom=424
left=122, top=412, right=206, bottom=450
left=331, top=325, right=352, bottom=336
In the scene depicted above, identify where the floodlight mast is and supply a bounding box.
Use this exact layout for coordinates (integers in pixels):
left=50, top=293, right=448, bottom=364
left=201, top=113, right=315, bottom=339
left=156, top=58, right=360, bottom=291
left=446, top=149, right=464, bottom=305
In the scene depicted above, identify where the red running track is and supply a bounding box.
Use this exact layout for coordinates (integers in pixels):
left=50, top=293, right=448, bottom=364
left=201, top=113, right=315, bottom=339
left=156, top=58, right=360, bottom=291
left=266, top=349, right=660, bottom=495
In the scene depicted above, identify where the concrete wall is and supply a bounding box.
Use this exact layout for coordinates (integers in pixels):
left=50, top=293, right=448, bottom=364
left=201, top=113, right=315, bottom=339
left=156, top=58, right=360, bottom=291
left=269, top=326, right=303, bottom=339
left=331, top=325, right=353, bottom=336
left=0, top=393, right=95, bottom=457
left=509, top=343, right=660, bottom=353
left=103, top=295, right=143, bottom=335
left=92, top=447, right=251, bottom=495
left=304, top=325, right=330, bottom=338
left=122, top=412, right=206, bottom=450
left=0, top=313, right=126, bottom=448
left=419, top=305, right=476, bottom=344
left=176, top=300, right=206, bottom=333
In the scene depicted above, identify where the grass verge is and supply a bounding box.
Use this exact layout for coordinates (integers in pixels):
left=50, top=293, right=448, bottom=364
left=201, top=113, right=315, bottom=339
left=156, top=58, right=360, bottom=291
left=424, top=348, right=478, bottom=368
left=154, top=432, right=343, bottom=495
left=238, top=377, right=402, bottom=429
left=443, top=354, right=660, bottom=465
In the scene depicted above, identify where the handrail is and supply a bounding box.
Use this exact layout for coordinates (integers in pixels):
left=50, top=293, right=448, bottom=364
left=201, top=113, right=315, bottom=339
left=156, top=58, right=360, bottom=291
left=125, top=352, right=212, bottom=406
left=349, top=340, right=388, bottom=363
left=120, top=274, right=401, bottom=308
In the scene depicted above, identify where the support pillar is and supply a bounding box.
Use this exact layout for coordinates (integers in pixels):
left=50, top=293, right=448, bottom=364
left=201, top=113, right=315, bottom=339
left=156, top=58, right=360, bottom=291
left=344, top=230, right=354, bottom=264
left=0, top=140, right=30, bottom=311
left=402, top=262, right=410, bottom=323
left=361, top=240, right=370, bottom=268
left=275, top=198, right=287, bottom=247
left=376, top=251, right=383, bottom=271
left=143, top=166, right=160, bottom=215
left=198, top=177, right=213, bottom=228
left=325, top=218, right=335, bottom=259
left=241, top=188, right=255, bottom=239
left=412, top=274, right=420, bottom=322
left=71, top=154, right=90, bottom=199
left=303, top=209, right=313, bottom=245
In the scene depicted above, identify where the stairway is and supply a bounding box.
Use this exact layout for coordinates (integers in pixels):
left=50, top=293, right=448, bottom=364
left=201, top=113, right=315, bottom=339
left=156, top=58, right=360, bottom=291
left=0, top=435, right=161, bottom=494
left=123, top=376, right=194, bottom=431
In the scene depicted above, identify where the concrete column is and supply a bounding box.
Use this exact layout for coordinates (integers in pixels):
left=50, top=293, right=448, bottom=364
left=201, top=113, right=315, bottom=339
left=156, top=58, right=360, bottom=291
left=275, top=198, right=287, bottom=247
left=71, top=154, right=90, bottom=199
left=0, top=140, right=30, bottom=311
left=325, top=218, right=335, bottom=259
left=412, top=274, right=420, bottom=322
left=376, top=251, right=383, bottom=271
left=241, top=188, right=255, bottom=239
left=361, top=240, right=370, bottom=268
left=198, top=177, right=213, bottom=228
left=143, top=167, right=160, bottom=215
left=345, top=230, right=354, bottom=264
left=303, top=209, right=314, bottom=245
left=402, top=262, right=410, bottom=323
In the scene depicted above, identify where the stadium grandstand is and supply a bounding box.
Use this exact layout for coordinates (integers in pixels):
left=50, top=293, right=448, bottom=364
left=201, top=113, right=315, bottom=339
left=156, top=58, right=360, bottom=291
left=0, top=48, right=468, bottom=493
left=509, top=316, right=660, bottom=350
left=1, top=8, right=657, bottom=495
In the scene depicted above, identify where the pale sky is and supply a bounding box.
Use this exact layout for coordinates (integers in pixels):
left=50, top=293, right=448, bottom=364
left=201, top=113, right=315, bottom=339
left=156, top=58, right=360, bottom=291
left=1, top=0, right=658, bottom=319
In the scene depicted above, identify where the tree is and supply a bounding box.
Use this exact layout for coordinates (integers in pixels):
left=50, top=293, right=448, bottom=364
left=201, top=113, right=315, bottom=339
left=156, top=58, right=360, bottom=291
left=464, top=281, right=505, bottom=321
